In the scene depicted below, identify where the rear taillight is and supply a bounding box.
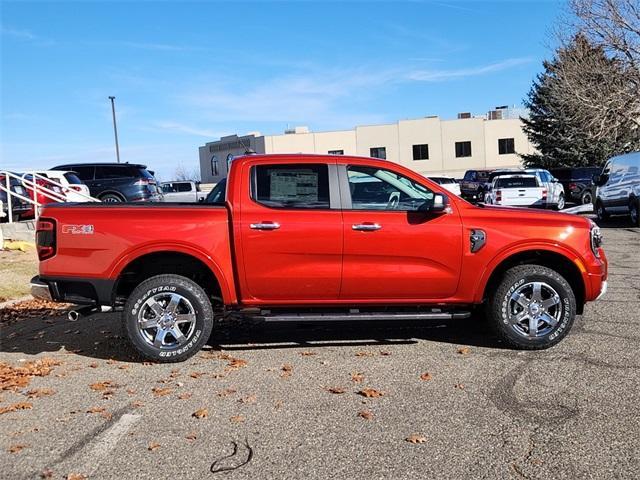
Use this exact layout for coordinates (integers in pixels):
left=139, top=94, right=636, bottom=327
left=496, top=190, right=502, bottom=203
left=69, top=185, right=83, bottom=192
left=542, top=189, right=548, bottom=199
left=569, top=183, right=578, bottom=191
left=36, top=218, right=56, bottom=260
left=134, top=179, right=150, bottom=186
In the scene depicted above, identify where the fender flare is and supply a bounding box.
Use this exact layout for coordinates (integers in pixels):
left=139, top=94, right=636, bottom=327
left=108, top=242, right=236, bottom=304
left=473, top=241, right=587, bottom=303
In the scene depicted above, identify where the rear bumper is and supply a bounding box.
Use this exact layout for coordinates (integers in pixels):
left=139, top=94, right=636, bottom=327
left=30, top=275, right=114, bottom=305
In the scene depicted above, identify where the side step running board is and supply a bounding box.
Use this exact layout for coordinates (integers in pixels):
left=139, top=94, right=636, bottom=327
left=249, top=311, right=471, bottom=322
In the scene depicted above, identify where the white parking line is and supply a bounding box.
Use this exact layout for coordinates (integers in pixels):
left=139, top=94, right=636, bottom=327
left=71, top=413, right=141, bottom=476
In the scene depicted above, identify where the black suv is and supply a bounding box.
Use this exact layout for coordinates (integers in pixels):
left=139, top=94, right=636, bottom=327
left=549, top=167, right=601, bottom=205
left=460, top=169, right=494, bottom=202
left=51, top=163, right=162, bottom=203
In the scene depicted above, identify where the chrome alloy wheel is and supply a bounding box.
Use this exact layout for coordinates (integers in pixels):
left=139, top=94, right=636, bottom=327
left=508, top=282, right=562, bottom=338
left=137, top=293, right=197, bottom=349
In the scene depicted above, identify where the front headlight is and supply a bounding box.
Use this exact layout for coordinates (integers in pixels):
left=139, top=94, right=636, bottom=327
left=590, top=221, right=603, bottom=257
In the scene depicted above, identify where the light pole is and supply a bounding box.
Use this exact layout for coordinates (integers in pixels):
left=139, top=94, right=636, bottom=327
left=108, top=96, right=121, bottom=163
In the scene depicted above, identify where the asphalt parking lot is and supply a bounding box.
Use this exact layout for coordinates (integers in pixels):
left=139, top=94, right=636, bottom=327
left=1, top=218, right=639, bottom=480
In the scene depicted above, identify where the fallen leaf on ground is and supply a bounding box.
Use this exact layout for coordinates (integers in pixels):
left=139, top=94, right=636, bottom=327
left=274, top=400, right=283, bottom=410
left=192, top=408, right=208, bottom=419
left=66, top=474, right=86, bottom=480
left=147, top=442, right=161, bottom=451
left=457, top=347, right=470, bottom=355
left=106, top=359, right=118, bottom=365
left=355, top=351, right=374, bottom=357
left=280, top=364, right=293, bottom=378
left=126, top=389, right=137, bottom=395
left=239, top=394, right=257, bottom=404
left=118, top=365, right=130, bottom=370
left=189, top=372, right=205, bottom=379
left=217, top=388, right=237, bottom=397
left=86, top=406, right=106, bottom=414
left=379, top=351, right=391, bottom=356
left=358, top=388, right=385, bottom=398
left=0, top=402, right=33, bottom=415
left=454, top=383, right=465, bottom=390
left=88, top=363, right=98, bottom=369
left=420, top=372, right=433, bottom=381
left=326, top=387, right=346, bottom=394
left=26, top=388, right=55, bottom=398
left=230, top=415, right=245, bottom=423
left=40, top=468, right=53, bottom=478
left=8, top=444, right=28, bottom=453
left=131, top=401, right=144, bottom=408
left=406, top=434, right=427, bottom=444
left=177, top=392, right=192, bottom=400
left=351, top=372, right=364, bottom=383
left=299, top=351, right=316, bottom=356
left=358, top=410, right=374, bottom=420
left=89, top=381, right=117, bottom=392
left=0, top=358, right=61, bottom=391
left=151, top=387, right=173, bottom=397
left=185, top=432, right=197, bottom=441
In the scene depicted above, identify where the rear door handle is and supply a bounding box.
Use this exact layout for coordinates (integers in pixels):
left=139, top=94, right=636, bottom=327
left=352, top=223, right=381, bottom=231
left=250, top=222, right=280, bottom=230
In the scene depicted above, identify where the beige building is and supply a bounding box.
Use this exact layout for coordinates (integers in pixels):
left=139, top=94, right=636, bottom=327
left=198, top=107, right=535, bottom=183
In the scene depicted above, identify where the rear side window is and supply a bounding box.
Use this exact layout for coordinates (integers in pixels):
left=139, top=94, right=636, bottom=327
left=64, top=173, right=83, bottom=184
left=95, top=166, right=132, bottom=179
left=70, top=166, right=94, bottom=181
left=176, top=183, right=192, bottom=192
left=496, top=177, right=538, bottom=188
left=253, top=164, right=330, bottom=209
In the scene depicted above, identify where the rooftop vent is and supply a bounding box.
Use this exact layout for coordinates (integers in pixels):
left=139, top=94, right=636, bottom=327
left=284, top=126, right=310, bottom=134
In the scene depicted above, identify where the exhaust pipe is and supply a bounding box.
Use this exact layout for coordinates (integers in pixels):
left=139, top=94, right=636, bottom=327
left=67, top=305, right=100, bottom=321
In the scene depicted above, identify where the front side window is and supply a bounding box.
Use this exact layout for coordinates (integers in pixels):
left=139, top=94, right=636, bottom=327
left=413, top=144, right=429, bottom=160
left=347, top=165, right=433, bottom=211
left=254, top=164, right=330, bottom=209
left=498, top=138, right=515, bottom=155
left=370, top=147, right=386, bottom=159
left=455, top=141, right=472, bottom=158
left=70, top=166, right=94, bottom=181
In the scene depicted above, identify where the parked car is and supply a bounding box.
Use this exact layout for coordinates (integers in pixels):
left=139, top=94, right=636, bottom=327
left=51, top=163, right=162, bottom=203
left=549, top=167, right=601, bottom=205
left=160, top=181, right=207, bottom=202
left=0, top=173, right=32, bottom=221
left=32, top=154, right=608, bottom=362
left=37, top=170, right=93, bottom=202
left=524, top=169, right=566, bottom=210
left=593, top=152, right=640, bottom=226
left=19, top=173, right=66, bottom=219
left=485, top=174, right=546, bottom=208
left=427, top=176, right=461, bottom=196
left=460, top=169, right=493, bottom=201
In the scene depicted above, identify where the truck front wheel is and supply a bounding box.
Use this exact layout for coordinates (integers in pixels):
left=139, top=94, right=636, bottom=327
left=488, top=265, right=576, bottom=349
left=123, top=274, right=214, bottom=362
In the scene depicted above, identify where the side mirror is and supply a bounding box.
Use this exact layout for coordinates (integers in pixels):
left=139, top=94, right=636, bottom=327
left=418, top=194, right=447, bottom=213
left=593, top=173, right=608, bottom=187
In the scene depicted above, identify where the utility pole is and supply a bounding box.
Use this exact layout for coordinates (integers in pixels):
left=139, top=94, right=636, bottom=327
left=108, top=96, right=121, bottom=163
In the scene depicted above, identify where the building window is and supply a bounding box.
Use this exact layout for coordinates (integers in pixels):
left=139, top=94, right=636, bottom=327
left=328, top=150, right=344, bottom=155
left=455, top=141, right=472, bottom=158
left=498, top=138, right=515, bottom=155
left=370, top=147, right=386, bottom=159
left=412, top=144, right=429, bottom=160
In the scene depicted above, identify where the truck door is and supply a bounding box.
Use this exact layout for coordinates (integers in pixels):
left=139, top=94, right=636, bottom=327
left=339, top=164, right=463, bottom=300
left=237, top=160, right=343, bottom=303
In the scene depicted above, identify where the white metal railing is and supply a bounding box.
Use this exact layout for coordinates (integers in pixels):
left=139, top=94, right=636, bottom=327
left=0, top=170, right=100, bottom=223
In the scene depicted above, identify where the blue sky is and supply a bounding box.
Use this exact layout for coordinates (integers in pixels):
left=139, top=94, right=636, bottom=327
left=1, top=0, right=563, bottom=180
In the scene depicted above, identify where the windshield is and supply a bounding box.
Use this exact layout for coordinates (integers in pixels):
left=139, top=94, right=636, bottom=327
left=205, top=178, right=226, bottom=204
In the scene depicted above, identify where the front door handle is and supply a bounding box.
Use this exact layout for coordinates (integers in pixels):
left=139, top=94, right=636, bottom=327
left=250, top=222, right=280, bottom=230
left=352, top=223, right=381, bottom=231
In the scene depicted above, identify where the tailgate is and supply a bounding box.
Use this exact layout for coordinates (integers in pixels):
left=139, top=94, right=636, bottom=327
left=499, top=187, right=545, bottom=206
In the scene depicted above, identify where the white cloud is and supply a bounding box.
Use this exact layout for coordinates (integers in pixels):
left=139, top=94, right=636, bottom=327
left=149, top=121, right=228, bottom=138
left=407, top=57, right=533, bottom=82
left=0, top=25, right=55, bottom=46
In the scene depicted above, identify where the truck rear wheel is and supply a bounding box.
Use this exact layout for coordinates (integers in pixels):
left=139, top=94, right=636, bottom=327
left=123, top=274, right=214, bottom=362
left=488, top=265, right=576, bottom=350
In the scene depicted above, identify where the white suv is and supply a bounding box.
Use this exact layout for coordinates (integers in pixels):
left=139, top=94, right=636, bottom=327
left=37, top=170, right=94, bottom=202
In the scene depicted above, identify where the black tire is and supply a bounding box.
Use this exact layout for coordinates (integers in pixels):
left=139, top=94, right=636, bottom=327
left=581, top=190, right=593, bottom=205
left=630, top=198, right=640, bottom=227
left=100, top=192, right=125, bottom=203
left=123, top=274, right=214, bottom=362
left=487, top=264, right=576, bottom=350
left=595, top=200, right=608, bottom=221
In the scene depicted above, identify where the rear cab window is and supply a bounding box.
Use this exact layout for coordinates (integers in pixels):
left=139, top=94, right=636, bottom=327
left=252, top=164, right=330, bottom=209
left=496, top=177, right=538, bottom=188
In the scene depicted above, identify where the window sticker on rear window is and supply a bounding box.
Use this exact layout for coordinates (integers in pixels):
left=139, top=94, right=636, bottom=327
left=269, top=170, right=319, bottom=203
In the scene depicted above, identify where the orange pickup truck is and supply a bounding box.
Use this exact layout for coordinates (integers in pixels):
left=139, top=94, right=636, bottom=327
left=31, top=154, right=607, bottom=362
